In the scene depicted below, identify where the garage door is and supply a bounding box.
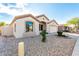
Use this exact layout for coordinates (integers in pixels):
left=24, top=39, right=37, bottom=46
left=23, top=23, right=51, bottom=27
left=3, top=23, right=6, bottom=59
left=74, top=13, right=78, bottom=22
left=49, top=26, right=58, bottom=33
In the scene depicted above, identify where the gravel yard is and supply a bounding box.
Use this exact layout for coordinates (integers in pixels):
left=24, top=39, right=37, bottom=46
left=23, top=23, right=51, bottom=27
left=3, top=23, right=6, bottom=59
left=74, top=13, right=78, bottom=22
left=0, top=34, right=76, bottom=56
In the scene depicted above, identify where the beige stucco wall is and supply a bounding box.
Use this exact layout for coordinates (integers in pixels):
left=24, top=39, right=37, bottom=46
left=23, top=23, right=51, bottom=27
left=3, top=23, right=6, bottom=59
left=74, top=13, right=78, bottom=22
left=11, top=15, right=58, bottom=38
left=1, top=25, right=13, bottom=36
left=37, top=16, right=49, bottom=22
left=47, top=21, right=58, bottom=33
left=13, top=17, right=39, bottom=38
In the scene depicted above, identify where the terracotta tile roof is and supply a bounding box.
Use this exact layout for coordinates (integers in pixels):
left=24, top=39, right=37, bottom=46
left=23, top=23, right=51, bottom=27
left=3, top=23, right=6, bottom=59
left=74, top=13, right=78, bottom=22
left=10, top=14, right=40, bottom=25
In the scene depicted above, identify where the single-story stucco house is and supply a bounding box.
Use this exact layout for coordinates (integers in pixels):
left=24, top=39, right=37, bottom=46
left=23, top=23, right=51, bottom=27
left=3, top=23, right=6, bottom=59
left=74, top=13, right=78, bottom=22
left=1, top=14, right=58, bottom=38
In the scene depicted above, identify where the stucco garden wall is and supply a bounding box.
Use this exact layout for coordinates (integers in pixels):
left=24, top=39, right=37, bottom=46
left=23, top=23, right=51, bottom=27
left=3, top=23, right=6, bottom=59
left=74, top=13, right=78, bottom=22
left=1, top=25, right=13, bottom=36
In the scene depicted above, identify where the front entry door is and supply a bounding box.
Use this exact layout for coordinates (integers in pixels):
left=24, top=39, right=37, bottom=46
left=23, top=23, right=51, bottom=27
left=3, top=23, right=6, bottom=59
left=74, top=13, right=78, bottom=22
left=39, top=22, right=46, bottom=31
left=40, top=25, right=43, bottom=30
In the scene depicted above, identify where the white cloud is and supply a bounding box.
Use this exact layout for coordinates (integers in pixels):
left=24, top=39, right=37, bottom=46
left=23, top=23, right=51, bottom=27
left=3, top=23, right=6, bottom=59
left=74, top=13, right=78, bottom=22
left=0, top=3, right=41, bottom=24
left=0, top=0, right=27, bottom=3
left=0, top=3, right=40, bottom=16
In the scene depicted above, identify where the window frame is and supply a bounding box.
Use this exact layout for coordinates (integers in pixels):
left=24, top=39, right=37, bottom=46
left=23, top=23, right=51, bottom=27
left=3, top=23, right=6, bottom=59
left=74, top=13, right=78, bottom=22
left=39, top=24, right=43, bottom=31
left=14, top=23, right=16, bottom=32
left=25, top=21, right=33, bottom=32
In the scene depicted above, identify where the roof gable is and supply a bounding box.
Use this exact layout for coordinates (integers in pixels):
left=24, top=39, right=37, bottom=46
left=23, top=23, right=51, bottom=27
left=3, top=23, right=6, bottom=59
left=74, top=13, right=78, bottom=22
left=47, top=20, right=58, bottom=25
left=10, top=14, right=40, bottom=25
left=36, top=14, right=49, bottom=21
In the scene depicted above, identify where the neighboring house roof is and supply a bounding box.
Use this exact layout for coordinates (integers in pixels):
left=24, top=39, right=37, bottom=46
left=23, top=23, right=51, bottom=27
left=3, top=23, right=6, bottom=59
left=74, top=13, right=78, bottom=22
left=47, top=19, right=58, bottom=25
left=10, top=14, right=40, bottom=25
left=36, top=14, right=50, bottom=20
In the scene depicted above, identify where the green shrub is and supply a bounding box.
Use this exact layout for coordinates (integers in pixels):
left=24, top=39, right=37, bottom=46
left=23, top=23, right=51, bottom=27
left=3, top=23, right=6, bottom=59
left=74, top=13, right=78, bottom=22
left=40, top=30, right=48, bottom=42
left=57, top=30, right=63, bottom=36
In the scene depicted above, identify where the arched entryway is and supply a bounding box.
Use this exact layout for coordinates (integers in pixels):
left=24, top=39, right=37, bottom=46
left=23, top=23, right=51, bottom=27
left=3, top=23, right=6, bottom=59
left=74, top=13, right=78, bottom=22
left=39, top=21, right=46, bottom=31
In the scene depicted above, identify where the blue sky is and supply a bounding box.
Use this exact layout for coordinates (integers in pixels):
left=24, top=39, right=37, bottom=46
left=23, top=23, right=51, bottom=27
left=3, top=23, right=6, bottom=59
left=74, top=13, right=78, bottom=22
left=0, top=3, right=79, bottom=24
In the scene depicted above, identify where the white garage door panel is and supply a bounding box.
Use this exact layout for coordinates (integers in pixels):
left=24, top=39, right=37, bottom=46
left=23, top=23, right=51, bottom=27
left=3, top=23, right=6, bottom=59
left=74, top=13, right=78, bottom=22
left=49, top=26, right=57, bottom=33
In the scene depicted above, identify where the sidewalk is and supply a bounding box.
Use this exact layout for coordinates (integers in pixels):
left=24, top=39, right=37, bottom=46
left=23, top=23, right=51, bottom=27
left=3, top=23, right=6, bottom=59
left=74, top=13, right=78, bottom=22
left=72, top=38, right=79, bottom=56
left=63, top=32, right=79, bottom=56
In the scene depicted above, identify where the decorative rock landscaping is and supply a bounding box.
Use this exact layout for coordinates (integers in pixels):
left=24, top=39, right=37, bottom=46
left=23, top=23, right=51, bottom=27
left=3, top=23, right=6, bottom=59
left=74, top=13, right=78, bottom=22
left=0, top=34, right=77, bottom=56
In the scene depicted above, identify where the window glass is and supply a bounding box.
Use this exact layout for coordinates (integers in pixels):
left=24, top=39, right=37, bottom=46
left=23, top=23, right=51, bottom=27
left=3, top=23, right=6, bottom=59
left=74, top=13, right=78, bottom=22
left=14, top=23, right=16, bottom=32
left=39, top=24, right=43, bottom=31
left=26, top=22, right=33, bottom=32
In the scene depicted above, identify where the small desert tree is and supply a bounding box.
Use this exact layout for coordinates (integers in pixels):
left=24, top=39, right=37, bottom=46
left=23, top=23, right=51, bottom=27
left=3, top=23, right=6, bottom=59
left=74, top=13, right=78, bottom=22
left=0, top=22, right=6, bottom=34
left=67, top=17, right=79, bottom=32
left=0, top=22, right=6, bottom=26
left=63, top=23, right=69, bottom=27
left=67, top=17, right=79, bottom=26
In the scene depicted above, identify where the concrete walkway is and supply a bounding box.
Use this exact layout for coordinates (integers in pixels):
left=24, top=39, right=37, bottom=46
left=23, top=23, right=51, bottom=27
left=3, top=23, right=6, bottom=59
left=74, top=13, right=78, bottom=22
left=63, top=32, right=79, bottom=40
left=72, top=38, right=79, bottom=56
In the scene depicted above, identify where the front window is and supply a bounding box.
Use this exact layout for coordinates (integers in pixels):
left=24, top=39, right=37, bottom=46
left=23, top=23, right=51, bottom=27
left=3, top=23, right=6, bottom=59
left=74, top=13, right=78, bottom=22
left=14, top=23, right=16, bottom=32
left=25, top=22, right=33, bottom=32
